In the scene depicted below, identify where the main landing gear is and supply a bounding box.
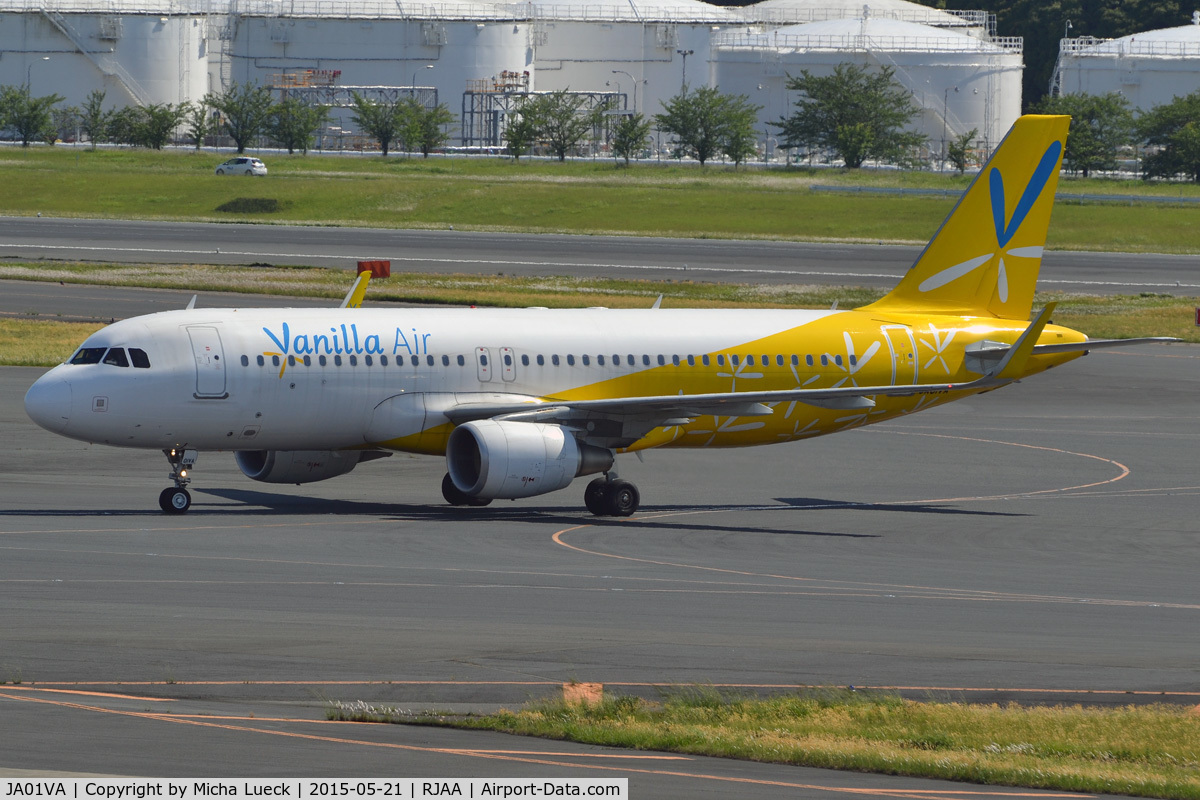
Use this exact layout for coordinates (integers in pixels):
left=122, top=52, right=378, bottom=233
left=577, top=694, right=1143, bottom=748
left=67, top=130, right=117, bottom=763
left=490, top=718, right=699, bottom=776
left=441, top=473, right=493, bottom=507
left=584, top=474, right=640, bottom=517
left=159, top=448, right=197, bottom=514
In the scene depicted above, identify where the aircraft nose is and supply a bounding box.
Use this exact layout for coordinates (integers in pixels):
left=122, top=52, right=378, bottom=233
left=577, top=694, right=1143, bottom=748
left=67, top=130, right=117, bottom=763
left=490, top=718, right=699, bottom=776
left=25, top=375, right=72, bottom=433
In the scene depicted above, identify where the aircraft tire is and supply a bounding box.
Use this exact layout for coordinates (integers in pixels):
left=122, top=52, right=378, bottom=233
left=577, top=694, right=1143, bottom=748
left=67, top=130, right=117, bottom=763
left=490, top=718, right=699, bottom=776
left=159, top=487, right=191, bottom=515
left=604, top=480, right=639, bottom=517
left=584, top=478, right=609, bottom=516
left=441, top=473, right=470, bottom=506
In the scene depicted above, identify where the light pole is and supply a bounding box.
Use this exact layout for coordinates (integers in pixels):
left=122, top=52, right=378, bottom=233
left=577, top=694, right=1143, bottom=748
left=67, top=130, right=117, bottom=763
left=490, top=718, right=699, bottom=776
left=942, top=85, right=958, bottom=167
left=411, top=63, right=433, bottom=97
left=676, top=49, right=693, bottom=93
left=611, top=69, right=640, bottom=114
left=26, top=55, right=49, bottom=91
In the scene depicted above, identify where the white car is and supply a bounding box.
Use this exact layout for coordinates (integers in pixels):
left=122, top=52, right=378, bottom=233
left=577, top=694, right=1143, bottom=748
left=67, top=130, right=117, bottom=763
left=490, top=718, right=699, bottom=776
left=215, top=157, right=267, bottom=176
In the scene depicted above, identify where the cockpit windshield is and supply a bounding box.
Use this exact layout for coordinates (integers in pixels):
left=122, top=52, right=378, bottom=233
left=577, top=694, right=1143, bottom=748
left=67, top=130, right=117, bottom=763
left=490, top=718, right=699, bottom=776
left=69, top=347, right=106, bottom=365
left=69, top=347, right=151, bottom=368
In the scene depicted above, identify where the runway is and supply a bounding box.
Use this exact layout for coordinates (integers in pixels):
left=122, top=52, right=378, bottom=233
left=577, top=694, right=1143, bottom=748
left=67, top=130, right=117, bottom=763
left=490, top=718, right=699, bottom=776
left=3, top=215, right=1200, bottom=293
left=2, top=335, right=1196, bottom=790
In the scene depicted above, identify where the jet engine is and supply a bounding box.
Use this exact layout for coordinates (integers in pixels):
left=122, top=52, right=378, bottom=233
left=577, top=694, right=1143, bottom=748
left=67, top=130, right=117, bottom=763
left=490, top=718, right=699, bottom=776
left=446, top=420, right=613, bottom=500
left=235, top=449, right=366, bottom=484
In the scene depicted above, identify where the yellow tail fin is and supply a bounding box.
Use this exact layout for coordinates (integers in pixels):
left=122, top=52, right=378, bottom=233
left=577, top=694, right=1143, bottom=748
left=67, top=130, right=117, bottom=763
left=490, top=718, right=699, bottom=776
left=862, top=115, right=1069, bottom=320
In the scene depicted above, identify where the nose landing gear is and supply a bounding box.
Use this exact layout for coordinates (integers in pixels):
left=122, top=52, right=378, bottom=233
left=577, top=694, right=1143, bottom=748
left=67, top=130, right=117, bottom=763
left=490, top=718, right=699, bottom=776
left=159, top=448, right=198, bottom=514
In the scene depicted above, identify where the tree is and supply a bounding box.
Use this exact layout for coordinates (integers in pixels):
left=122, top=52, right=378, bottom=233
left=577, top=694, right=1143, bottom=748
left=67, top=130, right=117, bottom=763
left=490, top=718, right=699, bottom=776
left=610, top=112, right=652, bottom=166
left=655, top=86, right=762, bottom=166
left=774, top=63, right=925, bottom=168
left=504, top=107, right=539, bottom=161
left=947, top=127, right=979, bottom=174
left=414, top=103, right=455, bottom=158
left=1139, top=91, right=1200, bottom=182
left=205, top=82, right=273, bottom=153
left=51, top=105, right=80, bottom=145
left=1, top=86, right=64, bottom=146
left=349, top=92, right=405, bottom=156
left=134, top=103, right=189, bottom=149
left=522, top=90, right=595, bottom=161
left=1035, top=92, right=1133, bottom=177
left=185, top=100, right=210, bottom=150
left=106, top=106, right=141, bottom=146
left=80, top=90, right=110, bottom=150
left=270, top=97, right=329, bottom=155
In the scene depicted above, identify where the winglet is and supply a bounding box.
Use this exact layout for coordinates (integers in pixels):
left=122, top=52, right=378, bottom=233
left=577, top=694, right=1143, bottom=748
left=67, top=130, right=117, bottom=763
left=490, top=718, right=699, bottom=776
left=989, top=303, right=1056, bottom=382
left=340, top=271, right=371, bottom=309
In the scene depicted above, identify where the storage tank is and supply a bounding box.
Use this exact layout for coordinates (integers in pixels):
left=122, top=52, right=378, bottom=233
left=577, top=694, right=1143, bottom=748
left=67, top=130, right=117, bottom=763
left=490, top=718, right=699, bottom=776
left=739, top=0, right=991, bottom=37
left=712, top=14, right=1023, bottom=161
left=526, top=0, right=736, bottom=117
left=1052, top=13, right=1200, bottom=111
left=0, top=0, right=209, bottom=109
left=212, top=0, right=532, bottom=143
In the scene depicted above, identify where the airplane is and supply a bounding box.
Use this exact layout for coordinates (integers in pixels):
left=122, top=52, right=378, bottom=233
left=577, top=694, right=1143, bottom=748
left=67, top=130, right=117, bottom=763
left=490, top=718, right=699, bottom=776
left=24, top=115, right=1174, bottom=516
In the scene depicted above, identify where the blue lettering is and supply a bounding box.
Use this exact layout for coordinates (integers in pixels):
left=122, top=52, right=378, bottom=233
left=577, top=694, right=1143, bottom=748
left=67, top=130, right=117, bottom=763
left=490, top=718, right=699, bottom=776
left=313, top=333, right=330, bottom=354
left=262, top=322, right=289, bottom=355
left=364, top=333, right=383, bottom=354
left=394, top=327, right=413, bottom=355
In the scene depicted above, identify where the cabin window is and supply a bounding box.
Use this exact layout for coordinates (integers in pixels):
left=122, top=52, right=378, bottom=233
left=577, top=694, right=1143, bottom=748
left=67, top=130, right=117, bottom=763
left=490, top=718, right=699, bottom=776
left=642, top=355, right=651, bottom=366
left=701, top=354, right=710, bottom=366
left=273, top=355, right=281, bottom=367
left=806, top=355, right=814, bottom=367
left=580, top=354, right=589, bottom=366
left=381, top=355, right=388, bottom=366
left=537, top=354, right=545, bottom=366
left=746, top=355, right=755, bottom=366
left=70, top=347, right=107, bottom=365
left=820, top=355, right=828, bottom=366
left=624, top=354, right=632, bottom=366
left=334, top=355, right=342, bottom=366
left=567, top=355, right=576, bottom=366
left=656, top=355, right=665, bottom=366
left=303, top=355, right=312, bottom=366
left=287, top=355, right=296, bottom=367
left=731, top=355, right=740, bottom=366
left=349, top=355, right=358, bottom=366
left=597, top=355, right=605, bottom=366
left=717, top=354, right=725, bottom=366
left=443, top=355, right=451, bottom=366
left=504, top=353, right=513, bottom=366
left=128, top=349, right=150, bottom=368
left=762, top=354, right=769, bottom=365
left=319, top=355, right=327, bottom=366
left=426, top=355, right=434, bottom=366
left=457, top=355, right=465, bottom=366
left=835, top=355, right=843, bottom=366
left=849, top=354, right=857, bottom=366
left=776, top=354, right=784, bottom=366
left=240, top=355, right=249, bottom=367
left=521, top=354, right=529, bottom=366
left=791, top=355, right=799, bottom=366
left=479, top=354, right=488, bottom=366
left=364, top=356, right=372, bottom=366
left=552, top=355, right=560, bottom=366
left=103, top=348, right=129, bottom=367
left=256, top=355, right=265, bottom=367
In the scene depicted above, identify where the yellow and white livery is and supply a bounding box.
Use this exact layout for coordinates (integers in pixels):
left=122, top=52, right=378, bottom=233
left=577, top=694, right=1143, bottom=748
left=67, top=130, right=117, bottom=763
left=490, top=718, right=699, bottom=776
left=24, top=116, right=1171, bottom=516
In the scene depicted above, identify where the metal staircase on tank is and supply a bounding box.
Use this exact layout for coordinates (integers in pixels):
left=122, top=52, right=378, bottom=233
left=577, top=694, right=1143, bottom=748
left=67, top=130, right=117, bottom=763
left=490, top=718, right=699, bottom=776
left=39, top=8, right=150, bottom=106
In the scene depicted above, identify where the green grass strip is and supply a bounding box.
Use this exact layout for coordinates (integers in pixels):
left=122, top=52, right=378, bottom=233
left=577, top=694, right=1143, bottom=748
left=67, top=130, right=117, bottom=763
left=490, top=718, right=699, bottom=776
left=375, top=689, right=1200, bottom=799
left=2, top=147, right=1199, bottom=252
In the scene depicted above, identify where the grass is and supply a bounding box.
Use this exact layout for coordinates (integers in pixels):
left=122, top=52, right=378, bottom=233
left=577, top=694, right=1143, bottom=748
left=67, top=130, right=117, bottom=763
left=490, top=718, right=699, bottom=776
left=2, top=145, right=1200, bottom=252
left=1, top=263, right=1195, bottom=366
left=385, top=688, right=1200, bottom=799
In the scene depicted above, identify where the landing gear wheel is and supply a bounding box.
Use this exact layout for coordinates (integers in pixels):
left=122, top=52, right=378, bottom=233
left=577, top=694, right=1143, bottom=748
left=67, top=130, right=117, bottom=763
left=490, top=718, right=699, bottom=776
left=604, top=480, right=640, bottom=517
left=584, top=478, right=609, bottom=516
left=159, top=487, right=191, bottom=515
left=441, top=473, right=492, bottom=507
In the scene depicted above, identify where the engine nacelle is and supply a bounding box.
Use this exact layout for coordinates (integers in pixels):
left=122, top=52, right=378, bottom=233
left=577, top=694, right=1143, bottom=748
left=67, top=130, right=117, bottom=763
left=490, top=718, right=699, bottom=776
left=235, top=449, right=363, bottom=484
left=447, top=420, right=613, bottom=500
